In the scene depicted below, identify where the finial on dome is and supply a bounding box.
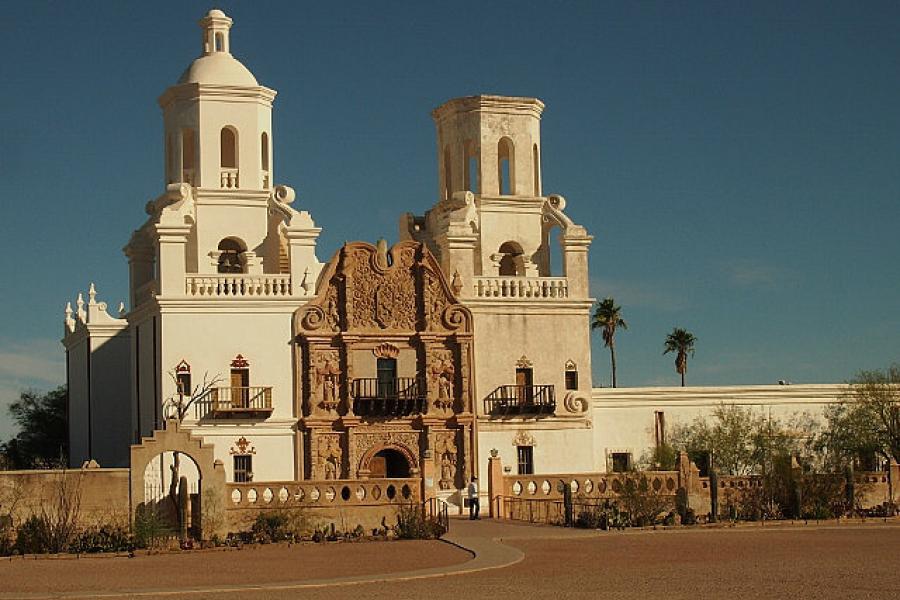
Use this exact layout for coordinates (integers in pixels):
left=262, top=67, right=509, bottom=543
left=200, top=9, right=234, bottom=56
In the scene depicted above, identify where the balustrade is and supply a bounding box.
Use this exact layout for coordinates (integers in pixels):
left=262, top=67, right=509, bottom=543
left=193, top=386, right=273, bottom=418
left=226, top=478, right=420, bottom=509
left=220, top=168, right=239, bottom=188
left=473, top=276, right=568, bottom=299
left=351, top=378, right=426, bottom=417
left=185, top=274, right=294, bottom=297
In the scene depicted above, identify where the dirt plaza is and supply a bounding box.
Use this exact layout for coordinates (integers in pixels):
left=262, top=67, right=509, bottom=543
left=1, top=519, right=898, bottom=599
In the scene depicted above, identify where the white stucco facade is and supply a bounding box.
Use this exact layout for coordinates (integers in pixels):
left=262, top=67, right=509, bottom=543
left=61, top=11, right=848, bottom=489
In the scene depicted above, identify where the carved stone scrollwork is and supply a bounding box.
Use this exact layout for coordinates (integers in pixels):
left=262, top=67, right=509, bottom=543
left=354, top=431, right=421, bottom=475
left=434, top=432, right=458, bottom=490
left=563, top=391, right=589, bottom=414
left=512, top=430, right=536, bottom=447
left=318, top=433, right=343, bottom=480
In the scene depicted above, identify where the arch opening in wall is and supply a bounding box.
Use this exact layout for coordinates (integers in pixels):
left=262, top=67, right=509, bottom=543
left=443, top=145, right=452, bottom=201
left=498, top=137, right=515, bottom=195
left=166, top=134, right=174, bottom=184
left=214, top=32, right=224, bottom=52
left=217, top=238, right=247, bottom=274
left=261, top=132, right=270, bottom=188
left=220, top=127, right=238, bottom=168
left=261, top=132, right=269, bottom=170
left=140, top=450, right=202, bottom=535
left=464, top=140, right=479, bottom=193
left=181, top=128, right=196, bottom=184
left=532, top=144, right=540, bottom=196
left=370, top=448, right=411, bottom=478
left=498, top=241, right=525, bottom=276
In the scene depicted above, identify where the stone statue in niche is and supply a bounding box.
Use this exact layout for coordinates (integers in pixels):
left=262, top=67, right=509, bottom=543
left=429, top=349, right=455, bottom=410
left=435, top=434, right=458, bottom=490
left=314, top=351, right=341, bottom=410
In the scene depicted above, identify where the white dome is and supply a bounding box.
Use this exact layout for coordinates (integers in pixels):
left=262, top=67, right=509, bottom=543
left=177, top=53, right=258, bottom=86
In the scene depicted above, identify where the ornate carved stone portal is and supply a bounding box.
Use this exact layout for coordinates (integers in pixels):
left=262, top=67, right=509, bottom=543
left=293, top=241, right=475, bottom=484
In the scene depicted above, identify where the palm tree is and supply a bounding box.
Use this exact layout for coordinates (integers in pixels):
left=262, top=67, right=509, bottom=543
left=591, top=297, right=627, bottom=387
left=663, top=328, right=696, bottom=387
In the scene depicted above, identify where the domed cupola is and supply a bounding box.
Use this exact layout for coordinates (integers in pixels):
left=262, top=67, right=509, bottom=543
left=177, top=9, right=259, bottom=87
left=159, top=9, right=276, bottom=191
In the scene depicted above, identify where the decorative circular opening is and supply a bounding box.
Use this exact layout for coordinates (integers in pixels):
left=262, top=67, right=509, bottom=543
left=386, top=484, right=397, bottom=500
left=263, top=487, right=274, bottom=503
left=341, top=486, right=351, bottom=501
left=295, top=487, right=305, bottom=501
left=356, top=486, right=366, bottom=501
left=527, top=481, right=537, bottom=495
left=278, top=487, right=289, bottom=503
left=512, top=481, right=523, bottom=496
left=584, top=479, right=594, bottom=494
left=652, top=478, right=662, bottom=492
left=325, top=487, right=336, bottom=502
left=541, top=480, right=551, bottom=495
left=231, top=489, right=242, bottom=504
left=611, top=479, right=622, bottom=494
left=247, top=488, right=258, bottom=503
left=371, top=485, right=382, bottom=500
left=570, top=480, right=579, bottom=493
left=666, top=478, right=676, bottom=492
left=310, top=487, right=321, bottom=501
left=598, top=479, right=607, bottom=493
left=401, top=484, right=412, bottom=499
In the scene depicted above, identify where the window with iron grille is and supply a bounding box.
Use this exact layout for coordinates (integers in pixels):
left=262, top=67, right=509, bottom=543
left=233, top=455, right=253, bottom=483
left=564, top=369, right=578, bottom=390
left=611, top=452, right=632, bottom=473
left=517, top=446, right=534, bottom=475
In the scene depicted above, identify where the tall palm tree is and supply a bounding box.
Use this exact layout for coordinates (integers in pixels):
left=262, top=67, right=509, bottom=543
left=663, top=328, right=696, bottom=387
left=591, top=297, right=627, bottom=387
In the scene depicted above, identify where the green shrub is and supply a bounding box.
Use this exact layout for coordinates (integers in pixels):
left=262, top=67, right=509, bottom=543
left=394, top=503, right=446, bottom=539
left=133, top=507, right=172, bottom=550
left=251, top=512, right=292, bottom=543
left=69, top=525, right=130, bottom=554
left=15, top=515, right=50, bottom=554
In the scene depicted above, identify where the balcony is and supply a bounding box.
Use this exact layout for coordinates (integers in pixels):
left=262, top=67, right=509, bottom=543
left=473, top=276, right=568, bottom=299
left=185, top=274, right=295, bottom=298
left=201, top=386, right=273, bottom=418
left=484, top=385, right=556, bottom=416
left=351, top=378, right=426, bottom=417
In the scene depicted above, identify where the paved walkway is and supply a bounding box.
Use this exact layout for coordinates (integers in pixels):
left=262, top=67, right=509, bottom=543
left=3, top=518, right=898, bottom=599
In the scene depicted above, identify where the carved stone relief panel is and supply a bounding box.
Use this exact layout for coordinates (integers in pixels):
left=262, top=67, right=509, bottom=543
left=317, top=432, right=343, bottom=480
left=434, top=431, right=458, bottom=490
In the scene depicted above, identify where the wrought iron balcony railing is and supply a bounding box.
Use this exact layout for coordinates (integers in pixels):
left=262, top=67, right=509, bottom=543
left=351, top=378, right=426, bottom=417
left=484, top=385, right=556, bottom=416
left=204, top=386, right=273, bottom=417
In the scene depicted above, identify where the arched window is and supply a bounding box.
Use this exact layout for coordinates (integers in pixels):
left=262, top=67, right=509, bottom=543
left=533, top=144, right=540, bottom=196
left=217, top=238, right=246, bottom=274
left=498, top=241, right=525, bottom=276
left=220, top=127, right=237, bottom=168
left=443, top=145, right=452, bottom=201
left=215, top=32, right=224, bottom=52
left=498, top=137, right=514, bottom=195
left=261, top=132, right=269, bottom=170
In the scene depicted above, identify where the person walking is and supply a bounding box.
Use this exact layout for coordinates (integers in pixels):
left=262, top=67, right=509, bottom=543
left=468, top=476, right=480, bottom=520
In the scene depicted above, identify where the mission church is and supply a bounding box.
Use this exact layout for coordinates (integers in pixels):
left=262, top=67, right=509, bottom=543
left=62, top=10, right=845, bottom=509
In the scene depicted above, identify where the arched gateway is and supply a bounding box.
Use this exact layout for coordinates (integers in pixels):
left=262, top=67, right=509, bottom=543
left=293, top=241, right=475, bottom=496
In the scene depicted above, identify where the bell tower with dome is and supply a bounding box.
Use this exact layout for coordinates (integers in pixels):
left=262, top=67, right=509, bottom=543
left=99, top=10, right=324, bottom=480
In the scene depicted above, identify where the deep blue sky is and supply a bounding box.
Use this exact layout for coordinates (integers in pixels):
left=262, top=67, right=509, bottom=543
left=1, top=1, right=898, bottom=438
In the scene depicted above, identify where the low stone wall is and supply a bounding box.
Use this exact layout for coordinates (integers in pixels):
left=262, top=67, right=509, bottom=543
left=488, top=453, right=899, bottom=523
left=225, top=478, right=423, bottom=533
left=0, top=467, right=131, bottom=529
